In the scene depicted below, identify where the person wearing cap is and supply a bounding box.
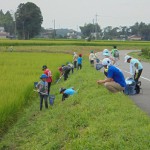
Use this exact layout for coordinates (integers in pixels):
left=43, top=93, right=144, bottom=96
left=59, top=87, right=76, bottom=101
left=42, top=65, right=52, bottom=95
left=102, top=49, right=115, bottom=76
left=77, top=54, right=83, bottom=70
left=73, top=52, right=78, bottom=68
left=36, top=74, right=49, bottom=110
left=89, top=50, right=96, bottom=66
left=97, top=58, right=126, bottom=93
left=103, top=49, right=115, bottom=64
left=124, top=55, right=143, bottom=82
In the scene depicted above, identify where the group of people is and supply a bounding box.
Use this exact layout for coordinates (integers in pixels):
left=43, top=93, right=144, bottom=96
left=36, top=52, right=83, bottom=110
left=58, top=52, right=83, bottom=81
left=35, top=47, right=143, bottom=110
left=95, top=46, right=143, bottom=93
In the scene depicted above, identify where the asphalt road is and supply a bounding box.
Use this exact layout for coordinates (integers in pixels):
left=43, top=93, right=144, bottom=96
left=97, top=50, right=150, bottom=115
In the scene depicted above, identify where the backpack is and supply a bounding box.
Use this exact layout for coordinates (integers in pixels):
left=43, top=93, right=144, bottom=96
left=114, top=49, right=119, bottom=57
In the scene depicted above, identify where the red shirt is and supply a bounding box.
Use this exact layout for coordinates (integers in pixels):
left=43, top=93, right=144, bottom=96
left=44, top=69, right=52, bottom=83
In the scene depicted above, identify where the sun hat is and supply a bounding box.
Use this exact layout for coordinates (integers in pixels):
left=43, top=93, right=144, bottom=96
left=124, top=55, right=131, bottom=62
left=40, top=74, right=48, bottom=79
left=102, top=58, right=111, bottom=66
left=102, top=49, right=110, bottom=56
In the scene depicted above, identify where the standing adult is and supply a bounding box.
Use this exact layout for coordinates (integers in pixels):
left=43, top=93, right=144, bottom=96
left=42, top=65, right=52, bottom=95
left=89, top=50, right=96, bottom=66
left=124, top=55, right=143, bottom=82
left=111, top=45, right=120, bottom=66
left=97, top=58, right=126, bottom=93
left=73, top=52, right=78, bottom=68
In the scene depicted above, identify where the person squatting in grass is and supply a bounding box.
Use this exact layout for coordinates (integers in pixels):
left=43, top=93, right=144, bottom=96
left=73, top=52, right=78, bottom=68
left=102, top=49, right=115, bottom=76
left=36, top=74, right=49, bottom=110
left=42, top=65, right=52, bottom=95
left=124, top=55, right=143, bottom=83
left=59, top=87, right=76, bottom=101
left=97, top=58, right=126, bottom=93
left=77, top=54, right=83, bottom=70
left=89, top=50, right=96, bottom=66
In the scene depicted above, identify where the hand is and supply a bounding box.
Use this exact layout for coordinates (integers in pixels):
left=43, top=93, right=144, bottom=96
left=97, top=80, right=103, bottom=84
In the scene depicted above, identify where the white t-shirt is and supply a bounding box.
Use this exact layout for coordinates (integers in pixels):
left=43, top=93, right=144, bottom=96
left=89, top=53, right=96, bottom=61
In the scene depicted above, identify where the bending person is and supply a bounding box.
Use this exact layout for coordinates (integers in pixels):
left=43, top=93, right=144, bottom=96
left=97, top=58, right=126, bottom=93
left=124, top=55, right=143, bottom=83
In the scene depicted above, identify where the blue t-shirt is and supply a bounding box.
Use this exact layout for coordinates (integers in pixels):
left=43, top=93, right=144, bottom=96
left=107, top=65, right=126, bottom=87
left=77, top=57, right=82, bottom=64
left=64, top=88, right=76, bottom=95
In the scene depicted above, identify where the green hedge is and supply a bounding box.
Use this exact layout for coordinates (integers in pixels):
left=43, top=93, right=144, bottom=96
left=141, top=48, right=150, bottom=59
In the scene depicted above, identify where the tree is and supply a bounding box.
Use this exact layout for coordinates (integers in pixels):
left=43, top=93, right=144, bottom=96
left=0, top=10, right=14, bottom=35
left=80, top=23, right=101, bottom=39
left=16, top=2, right=43, bottom=39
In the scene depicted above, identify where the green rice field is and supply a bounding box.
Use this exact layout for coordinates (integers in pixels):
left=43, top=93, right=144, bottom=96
left=0, top=52, right=72, bottom=135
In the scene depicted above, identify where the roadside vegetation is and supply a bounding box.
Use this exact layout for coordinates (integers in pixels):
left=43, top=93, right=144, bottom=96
left=129, top=48, right=150, bottom=62
left=1, top=54, right=150, bottom=149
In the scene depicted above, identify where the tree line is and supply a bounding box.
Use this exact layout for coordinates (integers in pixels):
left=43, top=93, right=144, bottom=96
left=80, top=22, right=150, bottom=41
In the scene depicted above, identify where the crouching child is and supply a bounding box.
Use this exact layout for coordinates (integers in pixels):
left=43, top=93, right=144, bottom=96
left=36, top=74, right=49, bottom=110
left=59, top=87, right=76, bottom=101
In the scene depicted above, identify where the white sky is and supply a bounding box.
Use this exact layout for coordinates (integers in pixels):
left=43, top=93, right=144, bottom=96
left=1, top=0, right=150, bottom=31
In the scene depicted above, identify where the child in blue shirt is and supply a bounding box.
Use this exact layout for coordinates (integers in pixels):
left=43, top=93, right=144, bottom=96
left=77, top=54, right=83, bottom=70
left=59, top=87, right=76, bottom=101
left=36, top=74, right=48, bottom=110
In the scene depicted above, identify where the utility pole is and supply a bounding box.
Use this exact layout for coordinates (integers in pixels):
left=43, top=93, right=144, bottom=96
left=10, top=10, right=17, bottom=39
left=53, top=19, right=55, bottom=40
left=95, top=13, right=98, bottom=40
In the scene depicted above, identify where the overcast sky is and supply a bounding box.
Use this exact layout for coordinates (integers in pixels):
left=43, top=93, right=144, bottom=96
left=1, top=0, right=150, bottom=31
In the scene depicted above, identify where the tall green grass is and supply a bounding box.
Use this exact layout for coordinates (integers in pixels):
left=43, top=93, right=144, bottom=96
left=0, top=52, right=72, bottom=137
left=1, top=56, right=150, bottom=149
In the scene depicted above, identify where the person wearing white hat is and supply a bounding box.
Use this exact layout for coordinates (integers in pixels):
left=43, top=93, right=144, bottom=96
left=103, top=49, right=115, bottom=62
left=124, top=55, right=143, bottom=82
left=89, top=50, right=96, bottom=66
left=73, top=52, right=78, bottom=68
left=97, top=58, right=126, bottom=93
left=102, top=49, right=115, bottom=76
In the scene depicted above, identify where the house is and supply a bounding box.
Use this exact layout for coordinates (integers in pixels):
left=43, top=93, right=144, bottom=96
left=0, top=27, right=9, bottom=38
left=0, top=32, right=9, bottom=38
left=128, top=35, right=142, bottom=40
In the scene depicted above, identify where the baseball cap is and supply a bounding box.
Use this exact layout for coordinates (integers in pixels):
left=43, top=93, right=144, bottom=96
left=40, top=74, right=48, bottom=79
